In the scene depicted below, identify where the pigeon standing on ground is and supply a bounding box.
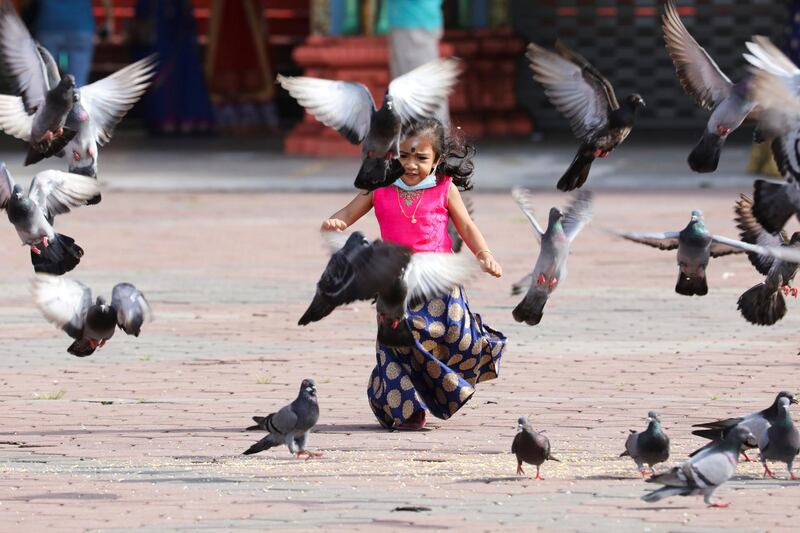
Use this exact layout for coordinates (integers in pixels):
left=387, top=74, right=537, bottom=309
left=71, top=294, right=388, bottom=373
left=243, top=379, right=321, bottom=458
left=0, top=163, right=98, bottom=275
left=642, top=426, right=757, bottom=508
left=758, top=396, right=800, bottom=480
left=526, top=41, right=645, bottom=191
left=690, top=391, right=798, bottom=461
left=31, top=276, right=153, bottom=357
left=620, top=411, right=670, bottom=478
left=512, top=416, right=559, bottom=480
left=734, top=194, right=800, bottom=325
left=661, top=0, right=758, bottom=173
left=510, top=188, right=592, bottom=325
left=277, top=58, right=461, bottom=191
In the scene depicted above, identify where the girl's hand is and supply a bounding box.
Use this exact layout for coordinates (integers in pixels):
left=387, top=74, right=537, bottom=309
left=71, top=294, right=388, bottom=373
left=321, top=218, right=348, bottom=231
left=477, top=251, right=502, bottom=277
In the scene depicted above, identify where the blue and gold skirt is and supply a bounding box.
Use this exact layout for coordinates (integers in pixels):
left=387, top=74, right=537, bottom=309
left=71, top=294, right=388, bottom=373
left=368, top=286, right=506, bottom=428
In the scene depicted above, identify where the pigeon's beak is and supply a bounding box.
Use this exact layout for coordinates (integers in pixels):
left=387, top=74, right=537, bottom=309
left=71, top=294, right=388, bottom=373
left=306, top=385, right=316, bottom=394
left=790, top=396, right=798, bottom=405
left=746, top=434, right=758, bottom=447
left=645, top=417, right=653, bottom=423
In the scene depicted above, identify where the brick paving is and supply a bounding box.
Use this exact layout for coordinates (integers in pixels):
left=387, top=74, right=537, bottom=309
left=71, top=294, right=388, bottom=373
left=1, top=189, right=799, bottom=532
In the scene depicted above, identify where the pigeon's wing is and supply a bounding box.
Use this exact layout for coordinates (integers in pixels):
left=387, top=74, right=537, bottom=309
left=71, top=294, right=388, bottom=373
left=35, top=44, right=60, bottom=90
left=770, top=132, right=800, bottom=179
left=277, top=74, right=375, bottom=144
left=526, top=42, right=611, bottom=139
left=686, top=449, right=736, bottom=487
left=0, top=95, right=33, bottom=141
left=404, top=251, right=480, bottom=303
left=614, top=230, right=681, bottom=251
left=692, top=417, right=744, bottom=431
left=661, top=0, right=732, bottom=110
left=387, top=57, right=462, bottom=125
left=79, top=55, right=158, bottom=145
left=349, top=241, right=412, bottom=300
left=28, top=170, right=101, bottom=221
left=708, top=234, right=800, bottom=258
left=31, top=275, right=92, bottom=340
left=554, top=40, right=619, bottom=110
left=111, top=283, right=153, bottom=337
left=0, top=6, right=49, bottom=109
left=511, top=187, right=545, bottom=242
left=268, top=404, right=299, bottom=435
left=734, top=194, right=785, bottom=275
left=562, top=189, right=593, bottom=242
left=744, top=37, right=800, bottom=136
left=0, top=162, right=15, bottom=209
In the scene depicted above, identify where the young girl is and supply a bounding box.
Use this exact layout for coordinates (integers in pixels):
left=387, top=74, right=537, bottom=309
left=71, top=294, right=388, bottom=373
left=321, top=118, right=506, bottom=430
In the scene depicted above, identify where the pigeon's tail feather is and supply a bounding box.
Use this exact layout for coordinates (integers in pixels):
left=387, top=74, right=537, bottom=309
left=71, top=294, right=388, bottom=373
left=298, top=294, right=336, bottom=326
left=377, top=319, right=414, bottom=348
left=24, top=128, right=77, bottom=166
left=688, top=441, right=714, bottom=457
left=619, top=450, right=630, bottom=457
left=675, top=273, right=707, bottom=296
left=512, top=291, right=548, bottom=325
left=753, top=179, right=795, bottom=233
left=737, top=283, right=786, bottom=326
left=246, top=416, right=268, bottom=431
left=354, top=156, right=405, bottom=191
left=557, top=150, right=593, bottom=191
left=687, top=131, right=724, bottom=173
left=242, top=435, right=280, bottom=455
left=641, top=486, right=688, bottom=503
left=31, top=233, right=84, bottom=276
left=67, top=339, right=97, bottom=357
left=547, top=455, right=561, bottom=463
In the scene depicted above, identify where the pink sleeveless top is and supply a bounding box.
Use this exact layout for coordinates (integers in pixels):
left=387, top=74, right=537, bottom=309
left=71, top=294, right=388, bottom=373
left=373, top=177, right=453, bottom=253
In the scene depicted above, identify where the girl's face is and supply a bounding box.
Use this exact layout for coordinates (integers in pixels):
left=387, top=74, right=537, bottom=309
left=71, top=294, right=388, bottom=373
left=398, top=134, right=438, bottom=186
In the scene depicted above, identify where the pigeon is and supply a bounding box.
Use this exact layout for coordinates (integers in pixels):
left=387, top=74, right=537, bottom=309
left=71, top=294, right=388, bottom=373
left=242, top=378, right=321, bottom=458
left=734, top=194, right=800, bottom=325
left=277, top=58, right=461, bottom=191
left=0, top=163, right=98, bottom=275
left=750, top=177, right=800, bottom=234
left=758, top=396, right=800, bottom=480
left=301, top=231, right=478, bottom=347
left=526, top=41, right=644, bottom=191
left=510, top=188, right=592, bottom=325
left=512, top=416, right=559, bottom=480
left=0, top=6, right=78, bottom=165
left=661, top=0, right=759, bottom=173
left=690, top=391, right=798, bottom=461
left=642, top=426, right=757, bottom=508
left=620, top=411, right=671, bottom=478
left=31, top=275, right=152, bottom=357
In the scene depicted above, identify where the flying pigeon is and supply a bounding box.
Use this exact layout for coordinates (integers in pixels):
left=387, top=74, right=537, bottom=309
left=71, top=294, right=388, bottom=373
left=661, top=0, right=759, bottom=173
left=512, top=416, right=559, bottom=480
left=750, top=177, right=800, bottom=234
left=734, top=194, right=800, bottom=325
left=0, top=163, right=98, bottom=275
left=642, top=426, right=757, bottom=508
left=31, top=276, right=152, bottom=357
left=620, top=411, right=670, bottom=478
left=690, top=391, right=798, bottom=461
left=526, top=41, right=644, bottom=191
left=243, top=378, right=321, bottom=458
left=510, top=188, right=592, bottom=325
left=277, top=58, right=461, bottom=191
left=758, top=396, right=800, bottom=480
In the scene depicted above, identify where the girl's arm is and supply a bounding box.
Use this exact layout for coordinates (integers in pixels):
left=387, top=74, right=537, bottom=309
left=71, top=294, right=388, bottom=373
left=321, top=192, right=374, bottom=231
left=447, top=184, right=502, bottom=277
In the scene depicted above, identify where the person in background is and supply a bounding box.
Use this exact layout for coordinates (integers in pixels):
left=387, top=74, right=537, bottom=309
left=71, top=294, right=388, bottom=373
left=21, top=0, right=113, bottom=87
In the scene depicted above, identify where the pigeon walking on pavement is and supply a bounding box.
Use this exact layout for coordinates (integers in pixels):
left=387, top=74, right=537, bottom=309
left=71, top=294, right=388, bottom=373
left=734, top=194, right=800, bottom=325
left=243, top=379, right=321, bottom=458
left=510, top=188, right=592, bottom=325
left=0, top=163, right=98, bottom=275
left=661, top=0, right=759, bottom=173
left=758, top=396, right=800, bottom=480
left=277, top=58, right=461, bottom=191
left=512, top=416, right=559, bottom=480
left=526, top=41, right=644, bottom=191
left=642, top=426, right=758, bottom=508
left=31, top=276, right=152, bottom=357
left=620, top=411, right=670, bottom=478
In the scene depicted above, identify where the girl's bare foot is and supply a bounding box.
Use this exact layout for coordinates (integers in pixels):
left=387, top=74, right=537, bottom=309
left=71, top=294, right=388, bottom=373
left=396, top=410, right=426, bottom=430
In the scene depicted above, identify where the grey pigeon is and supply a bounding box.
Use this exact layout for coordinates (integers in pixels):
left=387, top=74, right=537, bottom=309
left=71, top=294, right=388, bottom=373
left=734, top=194, right=800, bottom=325
left=243, top=379, right=321, bottom=458
left=620, top=411, right=670, bottom=478
left=0, top=163, right=98, bottom=275
left=277, top=58, right=461, bottom=191
left=690, top=391, right=798, bottom=461
left=32, top=275, right=153, bottom=357
left=750, top=177, right=800, bottom=234
left=512, top=416, right=559, bottom=480
left=758, top=396, right=800, bottom=480
left=642, top=426, right=757, bottom=508
left=527, top=42, right=644, bottom=191
left=661, top=0, right=759, bottom=173
left=511, top=188, right=592, bottom=325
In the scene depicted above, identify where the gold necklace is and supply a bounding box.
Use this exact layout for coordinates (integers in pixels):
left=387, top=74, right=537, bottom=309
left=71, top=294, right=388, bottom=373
left=395, top=186, right=425, bottom=224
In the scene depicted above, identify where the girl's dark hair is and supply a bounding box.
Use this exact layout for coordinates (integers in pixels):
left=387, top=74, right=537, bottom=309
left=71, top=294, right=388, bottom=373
left=401, top=117, right=476, bottom=191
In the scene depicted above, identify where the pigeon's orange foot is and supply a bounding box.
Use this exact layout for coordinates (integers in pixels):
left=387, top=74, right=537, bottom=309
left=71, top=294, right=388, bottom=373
left=42, top=236, right=49, bottom=248
left=534, top=473, right=545, bottom=481
left=640, top=470, right=648, bottom=479
left=296, top=450, right=322, bottom=460
left=763, top=465, right=777, bottom=479
left=793, top=288, right=798, bottom=298
left=709, top=502, right=730, bottom=509
left=790, top=473, right=798, bottom=480
left=98, top=339, right=106, bottom=348
left=516, top=464, right=525, bottom=475
left=89, top=339, right=98, bottom=349
left=741, top=451, right=754, bottom=462
left=39, top=131, right=54, bottom=142
left=593, top=148, right=602, bottom=157
left=30, top=245, right=41, bottom=255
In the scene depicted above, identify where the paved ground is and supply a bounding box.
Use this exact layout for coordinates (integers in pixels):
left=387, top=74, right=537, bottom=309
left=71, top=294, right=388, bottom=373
left=1, top=174, right=799, bottom=531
